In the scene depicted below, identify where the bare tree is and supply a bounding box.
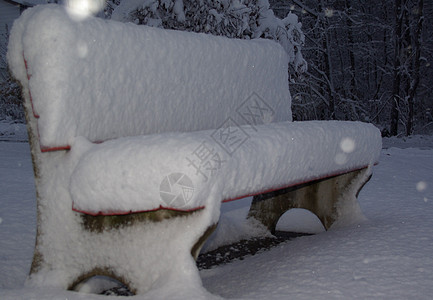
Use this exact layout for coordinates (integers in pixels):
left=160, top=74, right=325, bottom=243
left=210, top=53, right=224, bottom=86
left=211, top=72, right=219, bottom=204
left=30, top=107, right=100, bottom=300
left=406, top=0, right=424, bottom=135
left=271, top=0, right=431, bottom=135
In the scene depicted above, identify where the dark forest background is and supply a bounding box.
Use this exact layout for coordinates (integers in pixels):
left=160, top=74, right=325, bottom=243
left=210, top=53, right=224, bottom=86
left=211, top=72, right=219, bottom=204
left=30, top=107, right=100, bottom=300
left=272, top=0, right=432, bottom=136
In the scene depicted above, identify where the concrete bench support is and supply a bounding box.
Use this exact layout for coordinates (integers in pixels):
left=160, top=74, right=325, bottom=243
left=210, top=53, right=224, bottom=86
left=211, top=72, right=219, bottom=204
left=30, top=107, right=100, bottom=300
left=248, top=168, right=371, bottom=232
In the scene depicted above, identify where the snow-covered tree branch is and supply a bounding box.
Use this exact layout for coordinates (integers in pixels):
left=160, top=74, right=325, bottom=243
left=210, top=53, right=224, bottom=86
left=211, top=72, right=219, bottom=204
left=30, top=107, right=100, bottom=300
left=107, top=0, right=307, bottom=74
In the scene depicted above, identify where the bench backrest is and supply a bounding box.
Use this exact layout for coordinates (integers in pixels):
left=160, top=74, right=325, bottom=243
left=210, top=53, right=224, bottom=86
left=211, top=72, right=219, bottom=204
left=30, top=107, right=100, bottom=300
left=8, top=5, right=291, bottom=151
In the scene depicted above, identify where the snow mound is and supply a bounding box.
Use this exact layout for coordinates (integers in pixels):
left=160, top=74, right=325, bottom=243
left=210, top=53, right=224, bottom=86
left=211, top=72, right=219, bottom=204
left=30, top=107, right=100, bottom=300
left=382, top=134, right=433, bottom=149
left=0, top=120, right=27, bottom=142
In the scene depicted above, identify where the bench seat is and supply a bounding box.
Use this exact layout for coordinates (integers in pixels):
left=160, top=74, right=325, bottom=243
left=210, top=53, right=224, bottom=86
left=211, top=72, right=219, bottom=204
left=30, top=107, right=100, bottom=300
left=70, top=121, right=380, bottom=215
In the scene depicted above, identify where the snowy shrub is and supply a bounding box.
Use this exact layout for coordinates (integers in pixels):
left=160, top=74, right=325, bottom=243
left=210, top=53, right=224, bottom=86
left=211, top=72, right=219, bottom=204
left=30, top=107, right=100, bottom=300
left=0, top=78, right=24, bottom=121
left=0, top=27, right=24, bottom=122
left=108, top=0, right=306, bottom=75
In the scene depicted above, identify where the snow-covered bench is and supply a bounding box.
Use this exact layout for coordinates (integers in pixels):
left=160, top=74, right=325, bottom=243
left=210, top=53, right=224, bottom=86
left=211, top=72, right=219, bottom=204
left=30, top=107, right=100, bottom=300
left=8, top=4, right=381, bottom=295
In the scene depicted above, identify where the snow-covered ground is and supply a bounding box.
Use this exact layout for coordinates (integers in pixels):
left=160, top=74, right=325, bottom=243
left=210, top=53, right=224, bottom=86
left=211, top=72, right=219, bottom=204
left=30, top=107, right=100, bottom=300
left=1, top=120, right=433, bottom=299
left=0, top=120, right=28, bottom=142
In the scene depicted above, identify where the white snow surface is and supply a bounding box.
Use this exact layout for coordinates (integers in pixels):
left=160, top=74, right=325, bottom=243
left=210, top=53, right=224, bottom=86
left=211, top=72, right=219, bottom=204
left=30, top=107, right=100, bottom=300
left=70, top=121, right=381, bottom=214
left=7, top=4, right=291, bottom=150
left=1, top=133, right=433, bottom=299
left=0, top=120, right=27, bottom=142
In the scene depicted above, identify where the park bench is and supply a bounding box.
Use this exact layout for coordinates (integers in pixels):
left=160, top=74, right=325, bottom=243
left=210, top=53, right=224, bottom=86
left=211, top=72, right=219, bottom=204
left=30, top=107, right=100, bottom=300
left=8, top=4, right=381, bottom=295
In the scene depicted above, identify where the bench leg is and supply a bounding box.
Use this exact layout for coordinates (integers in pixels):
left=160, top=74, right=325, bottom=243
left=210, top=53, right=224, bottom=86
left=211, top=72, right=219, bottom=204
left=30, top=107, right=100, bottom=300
left=64, top=216, right=217, bottom=294
left=247, top=167, right=372, bottom=233
left=29, top=206, right=219, bottom=295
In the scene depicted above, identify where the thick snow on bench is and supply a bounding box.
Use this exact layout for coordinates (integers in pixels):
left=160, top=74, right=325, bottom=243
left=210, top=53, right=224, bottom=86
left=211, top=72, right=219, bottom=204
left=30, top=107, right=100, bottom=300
left=6, top=5, right=383, bottom=295
left=7, top=4, right=291, bottom=151
left=6, top=5, right=382, bottom=216
left=70, top=121, right=381, bottom=215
